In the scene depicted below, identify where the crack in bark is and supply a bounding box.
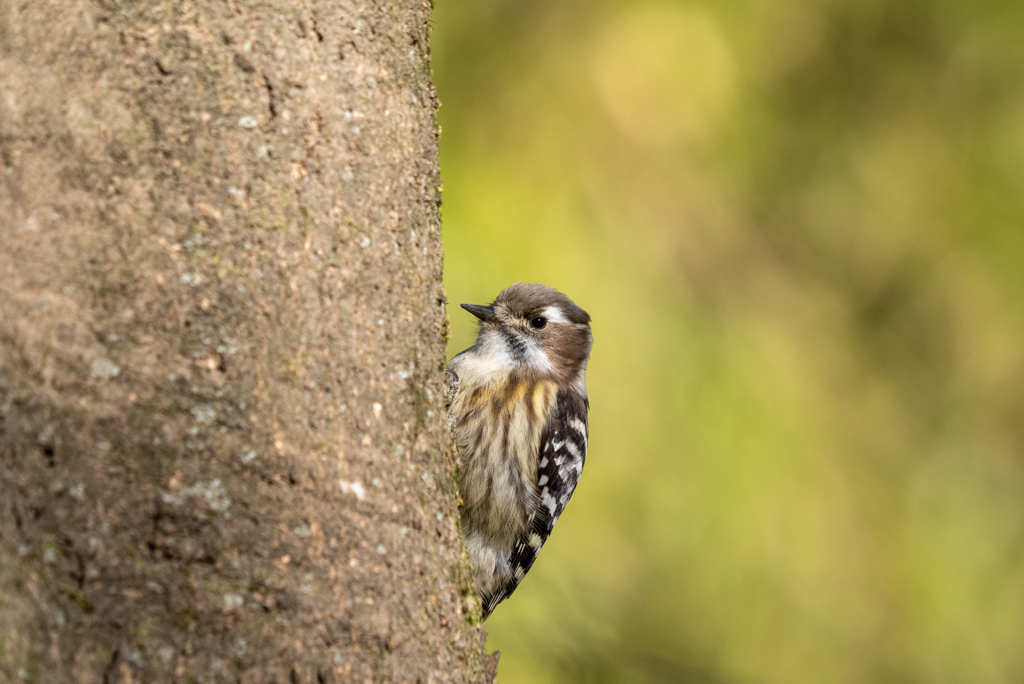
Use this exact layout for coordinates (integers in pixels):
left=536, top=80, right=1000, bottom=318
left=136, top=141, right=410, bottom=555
left=263, top=73, right=277, bottom=119
left=309, top=12, right=325, bottom=43
left=102, top=647, right=121, bottom=684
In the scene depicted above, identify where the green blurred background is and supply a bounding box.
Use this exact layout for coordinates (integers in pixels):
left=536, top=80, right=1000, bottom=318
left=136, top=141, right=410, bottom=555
left=431, top=1, right=1024, bottom=682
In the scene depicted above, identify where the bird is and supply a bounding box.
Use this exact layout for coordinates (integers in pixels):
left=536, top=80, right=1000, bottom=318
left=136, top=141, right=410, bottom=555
left=445, top=282, right=592, bottom=619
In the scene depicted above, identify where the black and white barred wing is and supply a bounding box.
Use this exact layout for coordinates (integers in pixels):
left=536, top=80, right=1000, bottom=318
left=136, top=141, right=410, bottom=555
left=483, top=388, right=589, bottom=617
left=534, top=389, right=588, bottom=533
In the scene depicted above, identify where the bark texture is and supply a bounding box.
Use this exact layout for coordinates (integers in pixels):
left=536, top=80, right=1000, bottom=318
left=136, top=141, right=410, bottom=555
left=0, top=0, right=494, bottom=681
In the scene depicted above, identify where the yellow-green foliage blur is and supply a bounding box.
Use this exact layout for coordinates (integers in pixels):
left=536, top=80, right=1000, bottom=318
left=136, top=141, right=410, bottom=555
left=433, top=1, right=1024, bottom=682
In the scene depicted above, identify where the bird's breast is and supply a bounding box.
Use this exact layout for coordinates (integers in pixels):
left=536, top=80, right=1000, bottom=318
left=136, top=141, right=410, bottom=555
left=448, top=359, right=558, bottom=539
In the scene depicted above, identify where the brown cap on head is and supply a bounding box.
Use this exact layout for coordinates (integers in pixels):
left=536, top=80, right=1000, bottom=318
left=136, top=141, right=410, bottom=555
left=492, top=282, right=591, bottom=327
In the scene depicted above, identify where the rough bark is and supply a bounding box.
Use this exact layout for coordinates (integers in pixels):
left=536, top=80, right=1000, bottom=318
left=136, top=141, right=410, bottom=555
left=0, top=0, right=494, bottom=681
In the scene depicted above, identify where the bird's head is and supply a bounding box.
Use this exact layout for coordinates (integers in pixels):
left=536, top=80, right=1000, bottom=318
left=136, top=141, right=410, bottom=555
left=462, top=283, right=592, bottom=388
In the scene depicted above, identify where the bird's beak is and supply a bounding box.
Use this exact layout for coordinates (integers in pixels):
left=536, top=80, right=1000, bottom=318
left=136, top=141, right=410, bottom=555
left=461, top=303, right=498, bottom=323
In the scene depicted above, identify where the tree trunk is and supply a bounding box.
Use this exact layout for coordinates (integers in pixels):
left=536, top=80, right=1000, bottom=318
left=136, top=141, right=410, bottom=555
left=0, top=1, right=494, bottom=682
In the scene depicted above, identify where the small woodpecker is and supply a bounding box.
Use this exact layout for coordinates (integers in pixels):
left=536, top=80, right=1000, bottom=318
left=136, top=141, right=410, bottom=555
left=445, top=283, right=592, bottom=619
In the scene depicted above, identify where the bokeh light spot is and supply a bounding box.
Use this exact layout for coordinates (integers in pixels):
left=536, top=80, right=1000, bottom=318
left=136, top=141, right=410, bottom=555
left=591, top=5, right=736, bottom=147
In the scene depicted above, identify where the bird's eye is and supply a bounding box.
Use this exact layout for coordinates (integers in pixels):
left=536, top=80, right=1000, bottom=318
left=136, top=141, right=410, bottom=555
left=530, top=316, right=547, bottom=329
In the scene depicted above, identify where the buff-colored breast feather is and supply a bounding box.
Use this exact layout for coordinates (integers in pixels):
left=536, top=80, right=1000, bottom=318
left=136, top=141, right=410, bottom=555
left=450, top=366, right=558, bottom=538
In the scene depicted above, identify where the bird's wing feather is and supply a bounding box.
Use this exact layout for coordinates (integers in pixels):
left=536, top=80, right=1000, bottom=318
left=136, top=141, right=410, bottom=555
left=480, top=387, right=589, bottom=618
